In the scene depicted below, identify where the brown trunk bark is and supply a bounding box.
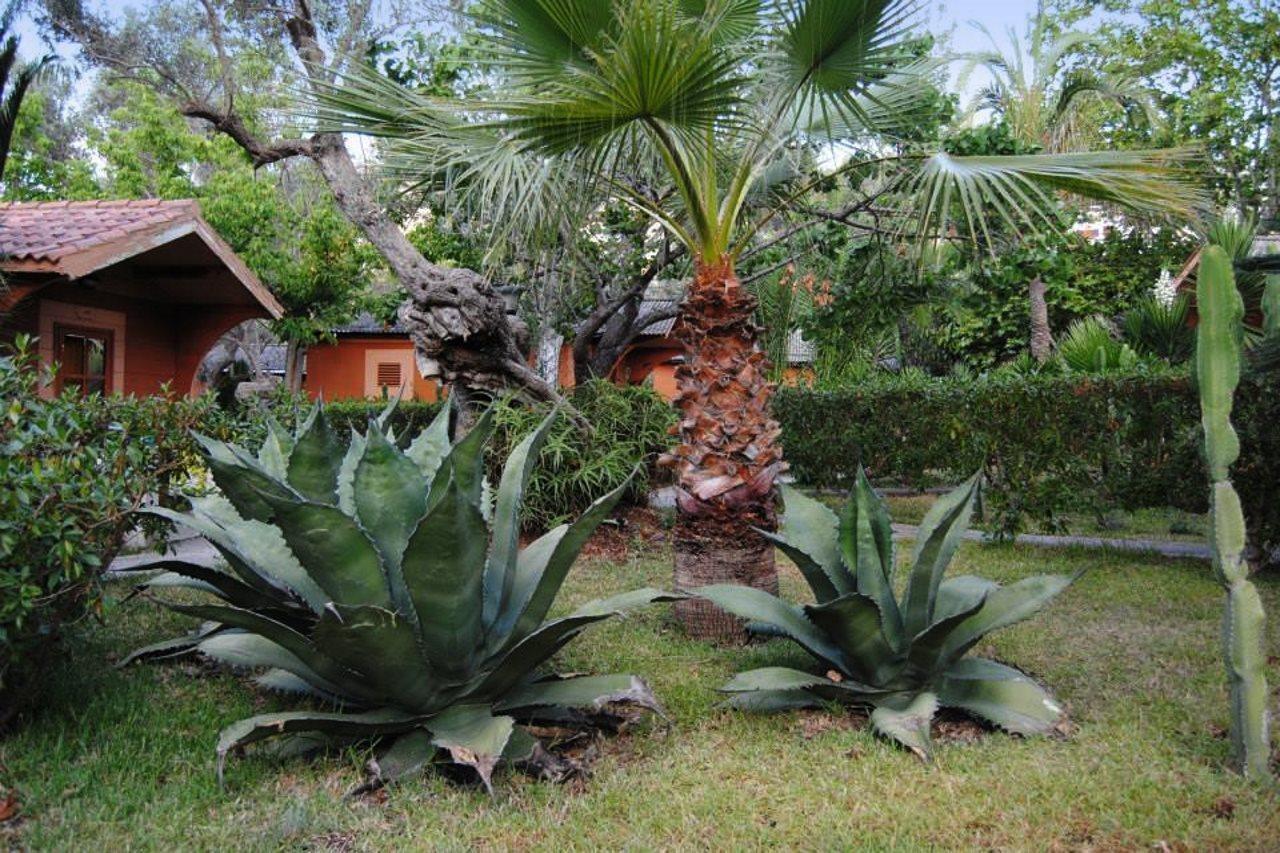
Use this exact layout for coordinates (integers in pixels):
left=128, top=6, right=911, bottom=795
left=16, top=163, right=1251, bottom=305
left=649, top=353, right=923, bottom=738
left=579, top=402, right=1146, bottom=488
left=1029, top=275, right=1054, bottom=362
left=661, top=257, right=784, bottom=643
left=283, top=339, right=305, bottom=393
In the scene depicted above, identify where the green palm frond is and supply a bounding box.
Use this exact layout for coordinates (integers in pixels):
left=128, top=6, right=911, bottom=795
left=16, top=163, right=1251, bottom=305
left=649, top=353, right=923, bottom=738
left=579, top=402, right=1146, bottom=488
left=475, top=0, right=620, bottom=83
left=775, top=0, right=924, bottom=137
left=899, top=148, right=1207, bottom=246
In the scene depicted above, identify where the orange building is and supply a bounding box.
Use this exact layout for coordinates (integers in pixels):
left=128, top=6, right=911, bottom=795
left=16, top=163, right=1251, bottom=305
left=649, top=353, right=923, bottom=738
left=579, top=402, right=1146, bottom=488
left=302, top=315, right=441, bottom=402
left=0, top=200, right=283, bottom=397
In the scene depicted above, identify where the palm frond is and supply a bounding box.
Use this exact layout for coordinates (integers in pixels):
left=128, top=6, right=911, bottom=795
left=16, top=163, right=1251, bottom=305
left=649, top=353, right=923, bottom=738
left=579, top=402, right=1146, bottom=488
left=474, top=0, right=619, bottom=84
left=897, top=148, right=1207, bottom=246
left=775, top=0, right=925, bottom=139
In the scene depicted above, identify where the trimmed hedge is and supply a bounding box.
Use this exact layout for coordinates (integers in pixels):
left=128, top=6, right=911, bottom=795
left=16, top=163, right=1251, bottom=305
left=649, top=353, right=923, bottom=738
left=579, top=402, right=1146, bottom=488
left=774, top=371, right=1279, bottom=563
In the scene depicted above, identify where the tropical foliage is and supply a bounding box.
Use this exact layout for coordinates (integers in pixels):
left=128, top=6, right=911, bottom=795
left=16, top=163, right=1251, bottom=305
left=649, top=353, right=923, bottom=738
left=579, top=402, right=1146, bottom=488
left=0, top=337, right=212, bottom=724
left=120, top=403, right=675, bottom=791
left=695, top=473, right=1076, bottom=759
left=311, top=0, right=1204, bottom=642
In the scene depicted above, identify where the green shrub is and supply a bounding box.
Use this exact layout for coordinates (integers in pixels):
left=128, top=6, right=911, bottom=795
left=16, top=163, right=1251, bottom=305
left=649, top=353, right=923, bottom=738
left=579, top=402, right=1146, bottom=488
left=488, top=381, right=675, bottom=531
left=774, top=370, right=1280, bottom=562
left=0, top=337, right=213, bottom=721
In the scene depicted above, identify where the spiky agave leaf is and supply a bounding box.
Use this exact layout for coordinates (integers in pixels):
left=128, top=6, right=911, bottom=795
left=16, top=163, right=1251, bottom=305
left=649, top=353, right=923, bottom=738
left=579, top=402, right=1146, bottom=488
left=126, top=402, right=679, bottom=792
left=702, top=472, right=1076, bottom=759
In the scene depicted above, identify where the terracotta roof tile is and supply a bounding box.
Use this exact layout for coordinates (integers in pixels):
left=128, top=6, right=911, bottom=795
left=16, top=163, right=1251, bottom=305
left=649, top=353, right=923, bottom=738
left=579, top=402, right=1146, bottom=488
left=0, top=199, right=200, bottom=265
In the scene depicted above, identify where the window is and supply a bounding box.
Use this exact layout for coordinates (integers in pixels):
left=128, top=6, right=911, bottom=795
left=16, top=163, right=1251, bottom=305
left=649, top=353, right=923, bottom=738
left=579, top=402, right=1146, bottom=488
left=54, top=324, right=113, bottom=396
left=363, top=349, right=415, bottom=400
left=376, top=361, right=402, bottom=390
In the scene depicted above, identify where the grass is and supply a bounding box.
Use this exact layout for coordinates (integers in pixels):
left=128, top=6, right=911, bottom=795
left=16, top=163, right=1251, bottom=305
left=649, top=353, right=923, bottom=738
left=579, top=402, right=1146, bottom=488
left=3, top=541, right=1279, bottom=850
left=875, top=493, right=1209, bottom=542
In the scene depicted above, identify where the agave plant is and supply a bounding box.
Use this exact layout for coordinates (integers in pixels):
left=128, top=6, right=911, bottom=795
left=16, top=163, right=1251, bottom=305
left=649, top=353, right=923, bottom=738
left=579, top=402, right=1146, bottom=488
left=695, top=472, right=1077, bottom=760
left=120, top=402, right=675, bottom=791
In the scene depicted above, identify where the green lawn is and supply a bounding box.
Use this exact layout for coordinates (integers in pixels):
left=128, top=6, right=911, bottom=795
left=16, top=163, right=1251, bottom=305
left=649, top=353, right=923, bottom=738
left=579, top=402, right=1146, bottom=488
left=877, top=493, right=1208, bottom=542
left=3, top=542, right=1278, bottom=850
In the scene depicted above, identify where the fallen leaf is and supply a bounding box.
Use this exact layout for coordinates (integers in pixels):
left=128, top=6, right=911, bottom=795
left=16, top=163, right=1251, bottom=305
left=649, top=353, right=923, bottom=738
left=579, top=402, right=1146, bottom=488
left=0, top=791, right=18, bottom=823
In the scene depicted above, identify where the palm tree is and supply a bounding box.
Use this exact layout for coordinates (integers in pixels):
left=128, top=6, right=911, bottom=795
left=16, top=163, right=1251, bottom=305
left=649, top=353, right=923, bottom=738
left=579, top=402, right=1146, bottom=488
left=960, top=11, right=1158, bottom=361
left=0, top=19, right=53, bottom=182
left=314, top=0, right=1204, bottom=640
left=961, top=12, right=1154, bottom=154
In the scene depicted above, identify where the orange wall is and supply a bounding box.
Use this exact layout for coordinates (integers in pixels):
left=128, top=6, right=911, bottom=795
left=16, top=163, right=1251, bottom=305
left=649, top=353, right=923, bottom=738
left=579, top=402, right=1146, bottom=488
left=611, top=339, right=683, bottom=400
left=304, top=337, right=440, bottom=402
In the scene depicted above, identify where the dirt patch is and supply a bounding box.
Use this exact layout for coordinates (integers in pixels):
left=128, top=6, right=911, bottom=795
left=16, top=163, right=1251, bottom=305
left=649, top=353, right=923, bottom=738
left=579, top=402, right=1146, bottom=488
left=534, top=506, right=670, bottom=561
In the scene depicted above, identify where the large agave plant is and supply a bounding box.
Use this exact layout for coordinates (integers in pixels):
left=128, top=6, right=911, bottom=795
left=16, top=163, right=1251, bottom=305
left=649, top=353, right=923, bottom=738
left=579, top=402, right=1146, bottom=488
left=121, top=402, right=675, bottom=791
left=696, top=472, right=1077, bottom=760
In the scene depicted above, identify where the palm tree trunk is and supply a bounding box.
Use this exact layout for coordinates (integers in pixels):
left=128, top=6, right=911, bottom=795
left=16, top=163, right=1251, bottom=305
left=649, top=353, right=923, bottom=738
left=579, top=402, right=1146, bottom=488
left=662, top=256, right=784, bottom=643
left=1029, top=276, right=1055, bottom=362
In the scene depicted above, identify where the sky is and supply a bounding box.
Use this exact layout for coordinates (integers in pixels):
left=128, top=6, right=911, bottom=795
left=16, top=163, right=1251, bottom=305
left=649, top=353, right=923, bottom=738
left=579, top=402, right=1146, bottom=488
left=15, top=0, right=1046, bottom=95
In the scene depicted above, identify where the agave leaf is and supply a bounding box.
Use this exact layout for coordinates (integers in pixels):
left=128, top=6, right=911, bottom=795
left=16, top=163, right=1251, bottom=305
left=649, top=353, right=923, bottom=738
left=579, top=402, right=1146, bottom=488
left=355, top=425, right=430, bottom=573
left=937, top=657, right=1063, bottom=735
left=496, top=475, right=633, bottom=647
left=255, top=493, right=392, bottom=610
left=362, top=727, right=438, bottom=791
left=336, top=429, right=368, bottom=516
left=721, top=666, right=840, bottom=693
left=694, top=584, right=848, bottom=673
left=495, top=674, right=663, bottom=717
left=401, top=478, right=488, bottom=678
left=425, top=704, right=516, bottom=794
left=252, top=668, right=345, bottom=701
left=164, top=601, right=368, bottom=698
left=933, top=575, right=999, bottom=622
left=146, top=504, right=325, bottom=612
left=499, top=725, right=540, bottom=764
left=405, top=403, right=453, bottom=481
left=901, top=473, right=981, bottom=637
left=938, top=574, right=1077, bottom=667
left=869, top=691, right=938, bottom=761
left=216, top=708, right=421, bottom=786
left=193, top=433, right=299, bottom=523
left=257, top=417, right=295, bottom=480
left=375, top=387, right=404, bottom=431
left=430, top=408, right=495, bottom=511
left=903, top=592, right=990, bottom=680
left=484, top=409, right=561, bottom=629
left=287, top=403, right=345, bottom=504
left=198, top=631, right=349, bottom=698
left=721, top=689, right=824, bottom=712
left=839, top=468, right=902, bottom=646
left=769, top=484, right=852, bottom=601
left=804, top=593, right=900, bottom=685
left=477, top=588, right=679, bottom=699
left=312, top=604, right=437, bottom=710
left=117, top=622, right=224, bottom=668
left=123, top=560, right=283, bottom=612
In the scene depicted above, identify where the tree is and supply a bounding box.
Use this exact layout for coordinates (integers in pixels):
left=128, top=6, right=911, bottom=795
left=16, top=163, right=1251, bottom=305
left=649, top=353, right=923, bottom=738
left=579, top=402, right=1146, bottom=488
left=1045, top=0, right=1280, bottom=227
left=960, top=11, right=1154, bottom=154
left=7, top=76, right=377, bottom=389
left=0, top=15, right=52, bottom=182
left=316, top=0, right=1204, bottom=641
left=43, top=0, right=568, bottom=409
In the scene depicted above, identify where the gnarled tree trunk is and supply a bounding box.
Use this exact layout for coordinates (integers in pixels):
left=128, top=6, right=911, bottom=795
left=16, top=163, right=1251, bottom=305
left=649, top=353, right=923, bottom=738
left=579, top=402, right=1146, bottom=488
left=660, top=257, right=784, bottom=643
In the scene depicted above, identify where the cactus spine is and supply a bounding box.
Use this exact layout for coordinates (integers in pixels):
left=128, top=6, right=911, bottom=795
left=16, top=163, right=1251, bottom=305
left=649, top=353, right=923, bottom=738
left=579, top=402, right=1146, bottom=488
left=1197, top=245, right=1272, bottom=782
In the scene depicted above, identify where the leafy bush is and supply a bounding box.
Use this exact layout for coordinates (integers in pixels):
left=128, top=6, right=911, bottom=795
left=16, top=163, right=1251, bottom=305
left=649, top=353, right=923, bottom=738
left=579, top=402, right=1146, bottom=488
left=0, top=337, right=212, bottom=721
left=774, top=370, right=1280, bottom=562
left=121, top=403, right=673, bottom=791
left=488, top=381, right=675, bottom=531
left=1057, top=316, right=1139, bottom=373
left=1123, top=294, right=1194, bottom=363
left=698, top=473, right=1074, bottom=759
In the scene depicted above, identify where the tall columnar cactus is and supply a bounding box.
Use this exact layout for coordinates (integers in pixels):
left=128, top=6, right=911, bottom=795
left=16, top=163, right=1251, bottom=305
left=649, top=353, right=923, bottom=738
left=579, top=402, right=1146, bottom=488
left=1197, top=245, right=1272, bottom=782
